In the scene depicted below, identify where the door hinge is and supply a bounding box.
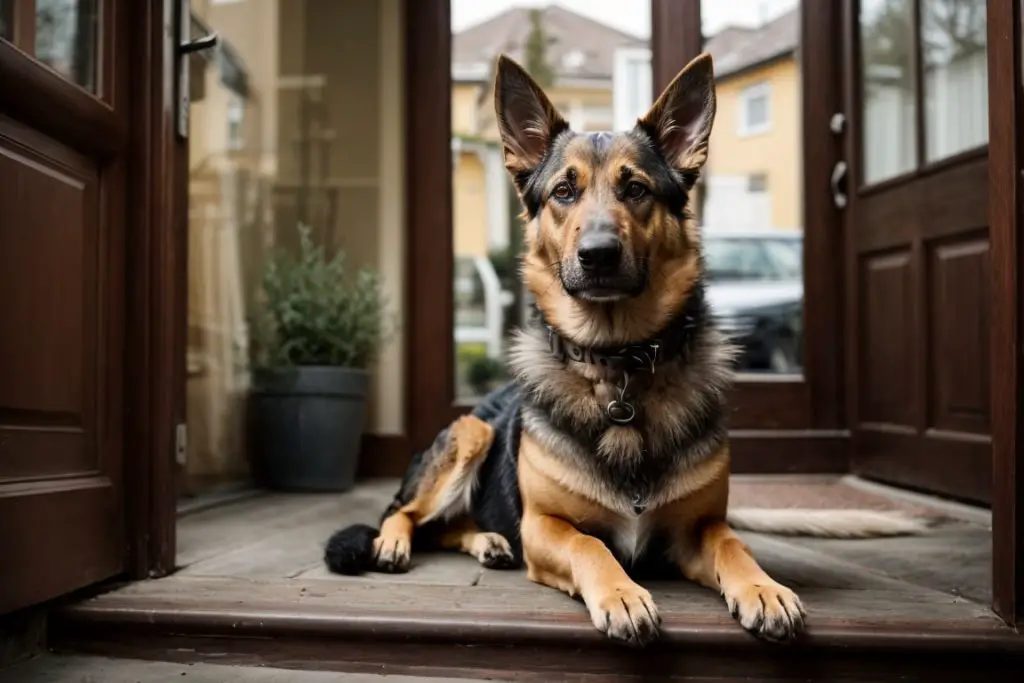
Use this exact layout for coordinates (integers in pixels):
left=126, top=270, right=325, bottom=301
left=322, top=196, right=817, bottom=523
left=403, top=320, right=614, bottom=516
left=175, top=423, right=188, bottom=466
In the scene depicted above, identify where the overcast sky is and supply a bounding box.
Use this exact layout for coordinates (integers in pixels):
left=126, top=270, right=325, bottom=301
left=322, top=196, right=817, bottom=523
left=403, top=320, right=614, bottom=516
left=451, top=0, right=800, bottom=39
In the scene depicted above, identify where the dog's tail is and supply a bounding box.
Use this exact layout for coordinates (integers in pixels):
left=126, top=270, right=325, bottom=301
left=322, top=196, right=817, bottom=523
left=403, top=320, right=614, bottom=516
left=726, top=508, right=932, bottom=539
left=324, top=523, right=379, bottom=575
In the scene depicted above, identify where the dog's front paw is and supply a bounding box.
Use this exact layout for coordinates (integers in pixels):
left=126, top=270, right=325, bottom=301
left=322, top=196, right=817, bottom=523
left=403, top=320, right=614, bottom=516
left=724, top=581, right=805, bottom=641
left=587, top=582, right=661, bottom=647
left=372, top=535, right=411, bottom=573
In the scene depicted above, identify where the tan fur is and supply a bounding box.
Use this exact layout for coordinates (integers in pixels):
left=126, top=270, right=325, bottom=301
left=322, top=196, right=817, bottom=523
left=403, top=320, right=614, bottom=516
left=371, top=415, right=509, bottom=572
left=438, top=518, right=516, bottom=566
left=518, top=433, right=804, bottom=643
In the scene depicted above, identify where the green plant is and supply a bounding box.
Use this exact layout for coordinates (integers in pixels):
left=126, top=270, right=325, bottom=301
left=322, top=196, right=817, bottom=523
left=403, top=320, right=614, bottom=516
left=249, top=224, right=393, bottom=369
left=456, top=343, right=508, bottom=395
left=466, top=356, right=507, bottom=395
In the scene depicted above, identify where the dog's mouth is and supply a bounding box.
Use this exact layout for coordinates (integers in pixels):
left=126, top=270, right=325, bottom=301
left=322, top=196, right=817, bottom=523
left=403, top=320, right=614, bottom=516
left=560, top=268, right=648, bottom=303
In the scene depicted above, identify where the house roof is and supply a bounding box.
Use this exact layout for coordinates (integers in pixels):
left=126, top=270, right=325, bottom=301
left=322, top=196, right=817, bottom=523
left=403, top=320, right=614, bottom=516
left=704, top=9, right=799, bottom=80
left=452, top=4, right=645, bottom=83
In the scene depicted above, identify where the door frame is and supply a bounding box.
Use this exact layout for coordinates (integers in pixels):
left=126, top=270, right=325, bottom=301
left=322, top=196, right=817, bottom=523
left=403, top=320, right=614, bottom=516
left=401, top=0, right=848, bottom=475
left=122, top=0, right=185, bottom=579
left=129, top=0, right=1024, bottom=630
left=987, top=0, right=1024, bottom=629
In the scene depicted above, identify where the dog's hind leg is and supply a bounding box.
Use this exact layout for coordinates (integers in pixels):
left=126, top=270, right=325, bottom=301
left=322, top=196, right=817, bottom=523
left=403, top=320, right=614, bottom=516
left=438, top=518, right=517, bottom=569
left=366, top=414, right=497, bottom=573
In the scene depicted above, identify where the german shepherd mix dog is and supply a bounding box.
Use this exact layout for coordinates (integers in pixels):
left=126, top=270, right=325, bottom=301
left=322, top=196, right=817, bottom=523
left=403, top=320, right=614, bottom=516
left=325, top=53, right=926, bottom=647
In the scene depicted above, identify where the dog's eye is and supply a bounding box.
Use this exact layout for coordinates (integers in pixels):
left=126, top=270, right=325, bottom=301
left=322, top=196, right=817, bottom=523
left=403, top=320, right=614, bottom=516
left=625, top=182, right=649, bottom=202
left=552, top=182, right=575, bottom=203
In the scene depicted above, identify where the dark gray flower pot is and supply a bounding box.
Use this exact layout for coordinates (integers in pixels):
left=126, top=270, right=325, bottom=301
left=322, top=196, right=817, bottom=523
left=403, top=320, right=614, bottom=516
left=247, top=366, right=369, bottom=492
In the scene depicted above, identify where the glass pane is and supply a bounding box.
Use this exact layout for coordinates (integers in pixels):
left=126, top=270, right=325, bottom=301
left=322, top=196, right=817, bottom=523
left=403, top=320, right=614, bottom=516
left=698, top=0, right=805, bottom=376
left=1, top=0, right=13, bottom=42
left=181, top=0, right=399, bottom=497
left=35, top=0, right=98, bottom=91
left=860, top=0, right=916, bottom=184
left=450, top=1, right=653, bottom=400
left=922, top=0, right=988, bottom=161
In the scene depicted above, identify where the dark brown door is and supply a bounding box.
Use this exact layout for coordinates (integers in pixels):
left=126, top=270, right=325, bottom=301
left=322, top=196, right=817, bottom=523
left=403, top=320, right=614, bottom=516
left=842, top=0, right=991, bottom=503
left=0, top=0, right=129, bottom=612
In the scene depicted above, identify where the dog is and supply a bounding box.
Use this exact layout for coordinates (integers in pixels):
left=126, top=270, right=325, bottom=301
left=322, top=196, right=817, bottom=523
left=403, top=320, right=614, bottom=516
left=324, top=53, right=927, bottom=647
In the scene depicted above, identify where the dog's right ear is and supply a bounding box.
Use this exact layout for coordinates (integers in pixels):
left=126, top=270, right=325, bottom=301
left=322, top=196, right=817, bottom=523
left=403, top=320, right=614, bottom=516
left=494, top=55, right=568, bottom=185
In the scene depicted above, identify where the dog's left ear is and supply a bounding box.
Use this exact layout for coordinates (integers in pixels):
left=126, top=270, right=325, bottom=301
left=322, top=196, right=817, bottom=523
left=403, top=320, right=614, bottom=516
left=494, top=54, right=569, bottom=185
left=637, top=53, right=716, bottom=177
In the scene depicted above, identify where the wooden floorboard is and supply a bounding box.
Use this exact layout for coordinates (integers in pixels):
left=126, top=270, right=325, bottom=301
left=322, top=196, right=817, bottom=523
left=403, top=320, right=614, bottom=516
left=72, top=573, right=999, bottom=629
left=0, top=656, right=495, bottom=683
left=51, top=572, right=1023, bottom=682
left=173, top=476, right=993, bottom=601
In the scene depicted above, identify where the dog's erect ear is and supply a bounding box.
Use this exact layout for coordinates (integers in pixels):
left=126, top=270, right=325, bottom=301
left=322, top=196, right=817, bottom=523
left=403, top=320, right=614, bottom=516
left=637, top=53, right=716, bottom=176
left=494, top=54, right=568, bottom=183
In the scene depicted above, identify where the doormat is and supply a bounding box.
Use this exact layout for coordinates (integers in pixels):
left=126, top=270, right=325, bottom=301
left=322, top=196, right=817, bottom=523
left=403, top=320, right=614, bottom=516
left=728, top=478, right=948, bottom=520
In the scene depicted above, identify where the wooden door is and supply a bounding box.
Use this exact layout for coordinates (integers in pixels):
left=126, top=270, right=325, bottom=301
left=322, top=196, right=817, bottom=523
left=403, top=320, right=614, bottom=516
left=842, top=0, right=991, bottom=503
left=0, top=0, right=129, bottom=613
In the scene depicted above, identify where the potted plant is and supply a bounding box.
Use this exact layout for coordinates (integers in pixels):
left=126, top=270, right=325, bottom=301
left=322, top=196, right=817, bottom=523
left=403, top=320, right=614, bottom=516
left=247, top=224, right=392, bottom=492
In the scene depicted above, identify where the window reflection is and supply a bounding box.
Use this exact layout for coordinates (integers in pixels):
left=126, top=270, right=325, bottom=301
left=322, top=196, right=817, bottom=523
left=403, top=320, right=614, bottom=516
left=1, top=0, right=13, bottom=42
left=181, top=0, right=398, bottom=495
left=860, top=0, right=916, bottom=184
left=35, top=0, right=98, bottom=91
left=922, top=0, right=988, bottom=161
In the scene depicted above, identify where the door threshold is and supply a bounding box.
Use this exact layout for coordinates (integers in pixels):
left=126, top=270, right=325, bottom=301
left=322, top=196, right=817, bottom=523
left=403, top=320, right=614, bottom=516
left=49, top=572, right=1023, bottom=681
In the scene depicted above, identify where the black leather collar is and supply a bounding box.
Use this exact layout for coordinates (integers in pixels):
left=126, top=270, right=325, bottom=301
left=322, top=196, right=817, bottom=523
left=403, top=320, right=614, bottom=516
left=530, top=283, right=705, bottom=425
left=540, top=295, right=702, bottom=374
left=547, top=326, right=666, bottom=373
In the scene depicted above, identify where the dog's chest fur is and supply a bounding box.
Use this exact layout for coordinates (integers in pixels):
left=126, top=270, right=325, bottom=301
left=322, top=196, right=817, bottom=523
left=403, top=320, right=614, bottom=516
left=604, top=510, right=657, bottom=563
left=510, top=315, right=733, bottom=511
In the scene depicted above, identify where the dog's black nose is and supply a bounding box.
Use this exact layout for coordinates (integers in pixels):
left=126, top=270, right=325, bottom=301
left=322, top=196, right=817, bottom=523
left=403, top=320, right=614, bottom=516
left=577, top=231, right=622, bottom=273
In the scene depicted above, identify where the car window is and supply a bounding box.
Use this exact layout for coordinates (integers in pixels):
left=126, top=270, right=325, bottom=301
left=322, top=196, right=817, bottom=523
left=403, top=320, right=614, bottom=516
left=762, top=239, right=803, bottom=279
left=705, top=237, right=803, bottom=281
left=704, top=238, right=775, bottom=281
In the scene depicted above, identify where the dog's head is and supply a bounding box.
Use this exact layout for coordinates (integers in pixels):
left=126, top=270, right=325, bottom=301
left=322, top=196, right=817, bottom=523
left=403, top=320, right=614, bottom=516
left=495, top=53, right=716, bottom=345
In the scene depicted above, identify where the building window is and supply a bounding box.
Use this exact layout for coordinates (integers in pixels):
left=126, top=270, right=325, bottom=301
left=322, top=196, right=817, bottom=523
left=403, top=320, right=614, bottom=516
left=562, top=49, right=586, bottom=71
left=226, top=94, right=244, bottom=150
left=612, top=47, right=653, bottom=132
left=738, top=81, right=771, bottom=136
left=748, top=172, right=768, bottom=192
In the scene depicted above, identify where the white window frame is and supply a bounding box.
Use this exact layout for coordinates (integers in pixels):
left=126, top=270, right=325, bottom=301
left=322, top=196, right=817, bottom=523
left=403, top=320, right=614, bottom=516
left=738, top=81, right=772, bottom=137
left=612, top=47, right=653, bottom=132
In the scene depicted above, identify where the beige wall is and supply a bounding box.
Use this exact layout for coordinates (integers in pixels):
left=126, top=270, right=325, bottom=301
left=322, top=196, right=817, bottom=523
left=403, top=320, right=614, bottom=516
left=452, top=83, right=480, bottom=137
left=453, top=151, right=489, bottom=257
left=707, top=58, right=802, bottom=231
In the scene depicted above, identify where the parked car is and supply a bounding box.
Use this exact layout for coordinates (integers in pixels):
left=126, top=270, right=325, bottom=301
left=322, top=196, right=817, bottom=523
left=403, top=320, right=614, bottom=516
left=702, top=228, right=803, bottom=373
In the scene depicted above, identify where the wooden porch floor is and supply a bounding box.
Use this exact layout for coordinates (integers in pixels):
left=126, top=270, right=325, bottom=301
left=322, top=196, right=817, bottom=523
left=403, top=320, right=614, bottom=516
left=50, top=476, right=1020, bottom=681
left=170, top=476, right=993, bottom=603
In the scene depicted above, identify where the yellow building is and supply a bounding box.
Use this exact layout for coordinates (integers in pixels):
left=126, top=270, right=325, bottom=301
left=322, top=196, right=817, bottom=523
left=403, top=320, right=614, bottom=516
left=701, top=10, right=801, bottom=232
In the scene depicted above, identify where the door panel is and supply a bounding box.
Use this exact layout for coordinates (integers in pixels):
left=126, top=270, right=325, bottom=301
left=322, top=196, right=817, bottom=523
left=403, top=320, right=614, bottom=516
left=0, top=0, right=126, bottom=613
left=844, top=0, right=990, bottom=503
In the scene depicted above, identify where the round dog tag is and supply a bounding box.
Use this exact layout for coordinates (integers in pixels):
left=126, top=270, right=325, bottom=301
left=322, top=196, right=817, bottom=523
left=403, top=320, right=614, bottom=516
left=607, top=400, right=636, bottom=425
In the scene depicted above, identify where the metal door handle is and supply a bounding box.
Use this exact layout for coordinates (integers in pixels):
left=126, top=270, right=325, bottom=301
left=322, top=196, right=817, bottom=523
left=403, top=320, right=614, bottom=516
left=175, top=0, right=219, bottom=139
left=830, top=160, right=848, bottom=210
left=180, top=32, right=219, bottom=55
